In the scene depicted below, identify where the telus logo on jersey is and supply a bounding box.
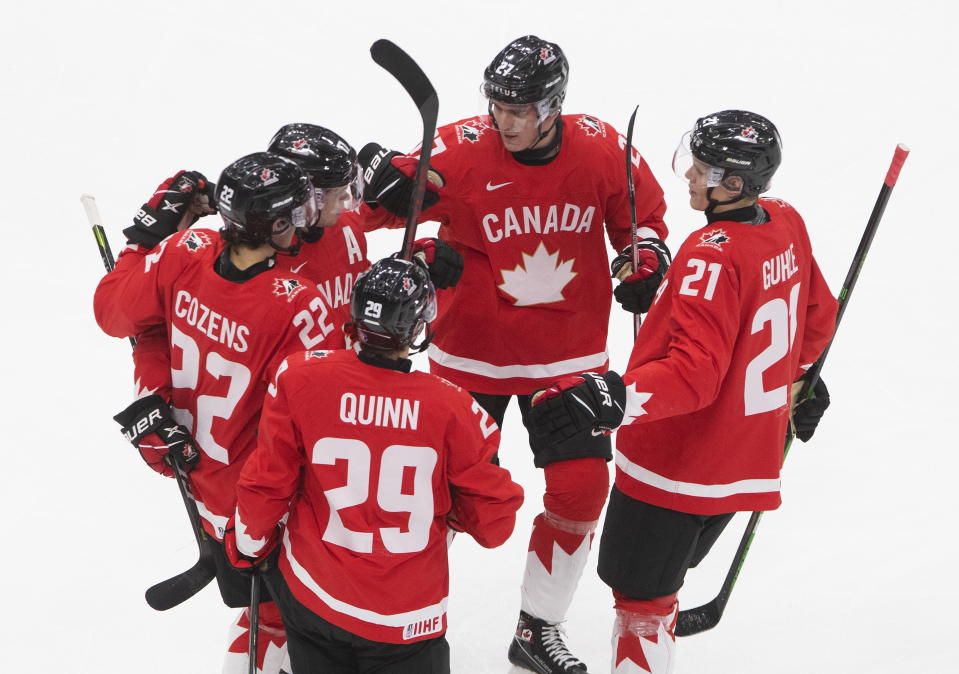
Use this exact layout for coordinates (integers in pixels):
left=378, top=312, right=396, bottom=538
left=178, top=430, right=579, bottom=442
left=482, top=202, right=597, bottom=243
left=174, top=290, right=250, bottom=353
left=339, top=393, right=421, bottom=430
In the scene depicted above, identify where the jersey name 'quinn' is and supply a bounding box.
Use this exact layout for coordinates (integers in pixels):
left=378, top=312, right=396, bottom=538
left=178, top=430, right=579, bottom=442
left=339, top=392, right=421, bottom=430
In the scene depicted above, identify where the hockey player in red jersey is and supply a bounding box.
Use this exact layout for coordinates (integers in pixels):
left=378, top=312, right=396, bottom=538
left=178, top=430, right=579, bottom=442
left=225, top=257, right=524, bottom=673
left=95, top=153, right=343, bottom=674
left=358, top=35, right=668, bottom=673
left=528, top=111, right=838, bottom=673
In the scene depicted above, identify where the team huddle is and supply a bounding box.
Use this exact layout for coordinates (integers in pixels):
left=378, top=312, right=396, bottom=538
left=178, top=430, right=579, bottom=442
left=93, top=35, right=836, bottom=674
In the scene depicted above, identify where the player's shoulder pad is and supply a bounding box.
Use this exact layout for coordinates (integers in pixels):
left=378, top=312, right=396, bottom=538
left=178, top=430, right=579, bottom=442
left=758, top=197, right=797, bottom=218
left=680, top=223, right=738, bottom=261
left=169, top=227, right=220, bottom=255
left=566, top=113, right=620, bottom=145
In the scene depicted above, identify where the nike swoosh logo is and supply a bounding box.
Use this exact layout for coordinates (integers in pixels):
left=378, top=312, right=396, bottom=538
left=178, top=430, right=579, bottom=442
left=291, top=262, right=308, bottom=274
left=486, top=181, right=513, bottom=191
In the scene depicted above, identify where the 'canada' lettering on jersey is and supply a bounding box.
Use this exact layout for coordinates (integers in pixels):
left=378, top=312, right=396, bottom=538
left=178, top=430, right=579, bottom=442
left=234, top=350, right=524, bottom=643
left=615, top=199, right=837, bottom=515
left=94, top=229, right=339, bottom=538
left=363, top=114, right=668, bottom=395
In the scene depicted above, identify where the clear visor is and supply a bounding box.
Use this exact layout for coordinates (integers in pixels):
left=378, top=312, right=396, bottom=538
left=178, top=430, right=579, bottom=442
left=315, top=165, right=364, bottom=214
left=290, top=190, right=319, bottom=229
left=672, top=131, right=735, bottom=190
left=480, top=85, right=554, bottom=132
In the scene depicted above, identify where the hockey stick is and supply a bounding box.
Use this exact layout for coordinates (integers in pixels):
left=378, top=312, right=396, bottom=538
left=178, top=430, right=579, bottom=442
left=370, top=39, right=439, bottom=261
left=624, top=106, right=642, bottom=339
left=248, top=573, right=261, bottom=674
left=82, top=194, right=218, bottom=610
left=675, top=143, right=911, bottom=637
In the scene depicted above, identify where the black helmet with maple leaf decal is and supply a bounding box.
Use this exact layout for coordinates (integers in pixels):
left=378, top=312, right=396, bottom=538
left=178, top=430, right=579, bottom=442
left=349, top=258, right=437, bottom=352
left=482, top=35, right=568, bottom=116
left=674, top=110, right=782, bottom=198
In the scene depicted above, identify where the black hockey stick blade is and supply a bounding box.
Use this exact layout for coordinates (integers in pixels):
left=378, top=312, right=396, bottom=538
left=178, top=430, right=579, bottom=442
left=369, top=39, right=440, bottom=259
left=144, top=546, right=217, bottom=611
left=370, top=40, right=438, bottom=119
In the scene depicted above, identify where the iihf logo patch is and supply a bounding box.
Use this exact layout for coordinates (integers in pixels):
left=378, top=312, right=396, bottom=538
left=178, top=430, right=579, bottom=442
left=697, top=228, right=731, bottom=250
left=576, top=115, right=605, bottom=137
left=273, top=278, right=307, bottom=301
left=177, top=230, right=212, bottom=252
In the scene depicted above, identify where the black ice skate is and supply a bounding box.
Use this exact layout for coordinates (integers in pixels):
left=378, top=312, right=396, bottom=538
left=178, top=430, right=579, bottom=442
left=508, top=610, right=588, bottom=674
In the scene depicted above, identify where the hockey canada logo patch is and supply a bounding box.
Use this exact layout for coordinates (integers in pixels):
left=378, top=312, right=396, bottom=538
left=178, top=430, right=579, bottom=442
left=456, top=122, right=484, bottom=144
left=273, top=278, right=307, bottom=302
left=538, top=47, right=557, bottom=65
left=739, top=126, right=759, bottom=144
left=576, top=115, right=606, bottom=137
left=698, top=228, right=731, bottom=250
left=260, top=168, right=279, bottom=186
left=177, top=230, right=213, bottom=252
left=307, top=350, right=331, bottom=360
left=403, top=277, right=417, bottom=294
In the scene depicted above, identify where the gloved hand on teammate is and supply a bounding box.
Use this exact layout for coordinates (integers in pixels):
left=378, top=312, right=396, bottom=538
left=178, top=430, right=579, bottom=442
left=114, top=394, right=199, bottom=478
left=410, top=238, right=464, bottom=289
left=791, top=376, right=830, bottom=442
left=358, top=142, right=441, bottom=217
left=123, top=170, right=217, bottom=249
left=610, top=237, right=672, bottom=314
left=223, top=516, right=279, bottom=575
left=528, top=371, right=626, bottom=446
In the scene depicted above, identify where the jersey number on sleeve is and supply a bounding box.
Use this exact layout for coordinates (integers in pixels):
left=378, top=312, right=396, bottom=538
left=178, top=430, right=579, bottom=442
left=744, top=283, right=801, bottom=416
left=678, top=258, right=722, bottom=300
left=313, top=437, right=438, bottom=554
left=170, top=326, right=252, bottom=464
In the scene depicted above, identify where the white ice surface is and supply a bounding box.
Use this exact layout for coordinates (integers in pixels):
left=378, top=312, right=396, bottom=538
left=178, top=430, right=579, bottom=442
left=1, top=1, right=955, bottom=672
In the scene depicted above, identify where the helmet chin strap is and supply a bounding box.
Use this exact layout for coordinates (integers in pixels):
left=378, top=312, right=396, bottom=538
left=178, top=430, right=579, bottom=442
left=269, top=232, right=303, bottom=257
left=704, top=187, right=745, bottom=214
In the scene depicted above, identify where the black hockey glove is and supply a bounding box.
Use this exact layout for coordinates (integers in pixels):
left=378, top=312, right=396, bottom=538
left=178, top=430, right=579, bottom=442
left=792, top=376, right=830, bottom=442
left=123, top=170, right=217, bottom=249
left=411, top=238, right=463, bottom=289
left=357, top=142, right=440, bottom=217
left=611, top=237, right=672, bottom=314
left=114, top=394, right=199, bottom=478
left=528, top=371, right=626, bottom=446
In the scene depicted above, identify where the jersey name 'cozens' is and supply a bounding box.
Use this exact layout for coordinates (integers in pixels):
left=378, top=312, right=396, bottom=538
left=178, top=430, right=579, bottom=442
left=174, top=289, right=250, bottom=353
left=482, top=202, right=597, bottom=243
left=339, top=392, right=421, bottom=430
left=762, top=243, right=800, bottom=290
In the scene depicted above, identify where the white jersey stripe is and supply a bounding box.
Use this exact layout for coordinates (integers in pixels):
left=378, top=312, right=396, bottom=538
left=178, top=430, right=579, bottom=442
left=194, top=498, right=229, bottom=539
left=615, top=451, right=780, bottom=499
left=428, top=344, right=608, bottom=381
left=282, top=529, right=448, bottom=627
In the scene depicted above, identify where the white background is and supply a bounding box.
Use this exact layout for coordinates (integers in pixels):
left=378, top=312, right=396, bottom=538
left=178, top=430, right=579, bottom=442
left=1, top=1, right=955, bottom=672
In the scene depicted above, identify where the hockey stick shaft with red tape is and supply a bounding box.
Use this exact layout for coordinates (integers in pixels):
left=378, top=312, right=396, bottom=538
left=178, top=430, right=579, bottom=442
left=676, top=143, right=910, bottom=637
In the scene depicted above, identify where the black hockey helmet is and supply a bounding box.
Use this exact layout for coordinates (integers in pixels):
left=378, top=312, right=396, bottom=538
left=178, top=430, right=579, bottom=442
left=482, top=35, right=568, bottom=115
left=267, top=123, right=359, bottom=189
left=676, top=110, right=782, bottom=197
left=215, top=152, right=316, bottom=248
left=349, top=258, right=436, bottom=352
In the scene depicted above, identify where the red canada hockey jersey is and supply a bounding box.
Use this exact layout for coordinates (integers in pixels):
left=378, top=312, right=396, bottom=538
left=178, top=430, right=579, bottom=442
left=363, top=114, right=668, bottom=395
left=615, top=199, right=837, bottom=515
left=234, top=349, right=524, bottom=644
left=127, top=213, right=370, bottom=403
left=94, top=229, right=338, bottom=538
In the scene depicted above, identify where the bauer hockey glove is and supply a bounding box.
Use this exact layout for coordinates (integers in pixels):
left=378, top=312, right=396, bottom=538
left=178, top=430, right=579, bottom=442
left=611, top=237, right=672, bottom=314
left=409, top=238, right=464, bottom=289
left=792, top=376, right=831, bottom=442
left=113, top=394, right=199, bottom=478
left=123, top=170, right=217, bottom=249
left=528, top=372, right=627, bottom=446
left=357, top=143, right=441, bottom=217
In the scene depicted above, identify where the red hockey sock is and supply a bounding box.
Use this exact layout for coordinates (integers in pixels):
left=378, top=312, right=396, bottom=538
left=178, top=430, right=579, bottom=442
left=543, top=457, right=609, bottom=522
left=224, top=600, right=288, bottom=674
left=611, top=592, right=678, bottom=674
